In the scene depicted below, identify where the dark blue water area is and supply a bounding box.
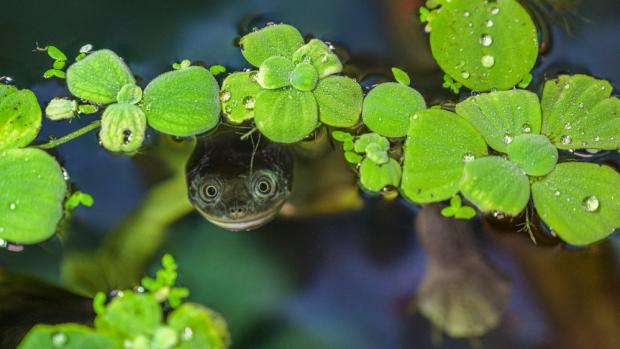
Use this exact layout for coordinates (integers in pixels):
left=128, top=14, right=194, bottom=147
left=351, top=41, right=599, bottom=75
left=1, top=0, right=620, bottom=348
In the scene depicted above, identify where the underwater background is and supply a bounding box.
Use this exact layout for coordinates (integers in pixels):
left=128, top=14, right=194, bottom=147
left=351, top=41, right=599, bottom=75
left=1, top=0, right=620, bottom=348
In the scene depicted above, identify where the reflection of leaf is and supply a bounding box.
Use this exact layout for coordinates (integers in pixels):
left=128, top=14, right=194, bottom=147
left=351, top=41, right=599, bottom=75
left=240, top=24, right=304, bottom=67
left=0, top=148, right=66, bottom=244
left=143, top=66, right=220, bottom=137
left=362, top=82, right=426, bottom=137
left=428, top=0, right=538, bottom=91
left=532, top=162, right=620, bottom=246
left=254, top=88, right=318, bottom=143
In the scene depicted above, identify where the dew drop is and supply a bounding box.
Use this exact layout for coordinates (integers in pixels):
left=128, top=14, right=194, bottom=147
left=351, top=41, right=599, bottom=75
left=560, top=135, right=572, bottom=145
left=564, top=122, right=572, bottom=130
left=578, top=102, right=584, bottom=108
left=219, top=90, right=231, bottom=102
left=522, top=123, right=532, bottom=133
left=248, top=71, right=258, bottom=81
left=485, top=19, right=494, bottom=27
left=242, top=96, right=255, bottom=110
left=601, top=85, right=607, bottom=91
left=51, top=332, right=68, bottom=348
left=181, top=327, right=194, bottom=341
left=481, top=55, right=495, bottom=68
left=463, top=11, right=471, bottom=17
left=503, top=133, right=513, bottom=144
left=490, top=7, right=500, bottom=15
left=0, top=238, right=6, bottom=249
left=493, top=211, right=506, bottom=220
left=463, top=152, right=475, bottom=162
left=122, top=129, right=133, bottom=145
left=461, top=71, right=470, bottom=79
left=553, top=190, right=561, bottom=197
left=582, top=195, right=600, bottom=213
left=8, top=202, right=16, bottom=210
left=479, top=34, right=493, bottom=47
left=224, top=105, right=233, bottom=114
left=594, top=136, right=601, bottom=142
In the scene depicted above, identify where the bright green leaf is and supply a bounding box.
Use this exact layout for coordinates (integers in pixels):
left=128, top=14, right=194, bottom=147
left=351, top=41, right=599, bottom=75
left=343, top=139, right=354, bottom=151
left=344, top=151, right=363, bottom=164
left=254, top=88, right=318, bottom=143
left=66, top=49, right=135, bottom=104
left=455, top=89, right=542, bottom=153
left=209, top=64, right=227, bottom=76
left=46, top=45, right=67, bottom=61
left=455, top=206, right=477, bottom=220
left=78, top=104, right=99, bottom=115
left=53, top=60, right=66, bottom=70
left=240, top=24, right=304, bottom=67
left=532, top=162, right=620, bottom=246
left=331, top=130, right=353, bottom=142
left=168, top=303, right=230, bottom=349
left=354, top=133, right=390, bottom=154
left=359, top=158, right=401, bottom=192
left=99, top=103, right=146, bottom=153
left=94, top=292, right=162, bottom=339
left=365, top=142, right=389, bottom=165
left=459, top=156, right=530, bottom=216
left=392, top=67, right=411, bottom=86
left=0, top=89, right=42, bottom=150
left=292, top=39, right=343, bottom=79
left=314, top=76, right=363, bottom=127
left=401, top=109, right=488, bottom=203
left=540, top=74, right=620, bottom=150
left=362, top=82, right=426, bottom=137
left=507, top=134, right=558, bottom=177
left=256, top=56, right=295, bottom=89
left=0, top=148, right=66, bottom=244
left=18, top=324, right=122, bottom=349
left=429, top=0, right=538, bottom=91
left=220, top=71, right=261, bottom=124
left=46, top=98, right=77, bottom=121
left=65, top=191, right=94, bottom=211
left=441, top=206, right=456, bottom=217
left=43, top=69, right=66, bottom=79
left=143, top=66, right=220, bottom=137
left=290, top=62, right=318, bottom=91
left=116, top=83, right=142, bottom=105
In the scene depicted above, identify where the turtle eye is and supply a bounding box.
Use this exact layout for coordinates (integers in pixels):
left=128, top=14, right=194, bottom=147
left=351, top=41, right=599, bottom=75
left=200, top=182, right=221, bottom=202
left=253, top=175, right=276, bottom=198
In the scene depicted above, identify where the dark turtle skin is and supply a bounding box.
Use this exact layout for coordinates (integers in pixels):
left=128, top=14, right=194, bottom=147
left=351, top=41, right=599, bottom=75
left=186, top=128, right=293, bottom=231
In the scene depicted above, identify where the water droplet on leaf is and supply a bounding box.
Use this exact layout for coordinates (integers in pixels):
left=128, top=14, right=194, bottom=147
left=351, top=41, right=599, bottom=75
left=480, top=34, right=493, bottom=47
left=582, top=195, right=600, bottom=213
left=51, top=332, right=68, bottom=348
left=219, top=90, right=231, bottom=102
left=503, top=133, right=513, bottom=144
left=481, top=55, right=495, bottom=68
left=561, top=135, right=572, bottom=145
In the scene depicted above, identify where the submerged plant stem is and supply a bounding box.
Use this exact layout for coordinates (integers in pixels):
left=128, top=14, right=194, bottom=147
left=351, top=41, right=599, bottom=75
left=36, top=120, right=102, bottom=149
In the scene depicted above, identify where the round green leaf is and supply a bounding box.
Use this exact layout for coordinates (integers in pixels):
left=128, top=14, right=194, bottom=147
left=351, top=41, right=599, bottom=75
left=362, top=82, right=426, bottom=137
left=0, top=89, right=42, bottom=150
left=401, top=109, right=488, bottom=203
left=540, top=74, right=620, bottom=150
left=94, top=292, right=162, bottom=339
left=354, top=133, right=390, bottom=154
left=220, top=71, right=262, bottom=124
left=116, top=83, right=142, bottom=104
left=18, top=324, right=122, bottom=349
left=240, top=24, right=304, bottom=67
left=99, top=103, right=147, bottom=153
left=290, top=62, right=318, bottom=91
left=507, top=134, right=557, bottom=177
left=46, top=97, right=77, bottom=121
left=292, top=39, right=343, bottom=79
left=0, top=148, right=66, bottom=244
left=359, top=158, right=402, bottom=192
left=314, top=76, right=363, bottom=127
left=455, top=89, right=541, bottom=153
left=256, top=56, right=294, bottom=89
left=167, top=303, right=231, bottom=349
left=459, top=156, right=530, bottom=216
left=429, top=0, right=538, bottom=91
left=66, top=49, right=135, bottom=104
left=532, top=162, right=620, bottom=246
left=143, top=66, right=220, bottom=137
left=254, top=88, right=318, bottom=143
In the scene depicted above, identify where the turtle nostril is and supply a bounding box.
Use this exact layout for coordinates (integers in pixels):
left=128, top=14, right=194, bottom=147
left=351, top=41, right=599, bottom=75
left=229, top=205, right=247, bottom=218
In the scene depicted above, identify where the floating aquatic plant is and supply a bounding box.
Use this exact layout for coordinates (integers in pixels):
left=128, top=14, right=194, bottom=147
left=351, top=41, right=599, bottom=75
left=18, top=254, right=230, bottom=349
left=421, top=0, right=538, bottom=92
left=224, top=24, right=363, bottom=143
left=402, top=75, right=620, bottom=246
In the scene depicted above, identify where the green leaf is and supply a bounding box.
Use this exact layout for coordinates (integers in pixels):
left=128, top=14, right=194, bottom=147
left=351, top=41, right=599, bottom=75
left=240, top=24, right=304, bottom=67
left=143, top=66, right=220, bottom=137
left=354, top=133, right=390, bottom=153
left=455, top=90, right=541, bottom=153
left=66, top=49, right=135, bottom=104
left=46, top=98, right=77, bottom=120
left=167, top=303, right=231, bottom=349
left=46, top=45, right=67, bottom=61
left=78, top=104, right=99, bottom=115
left=220, top=71, right=261, bottom=124
left=290, top=62, right=318, bottom=91
left=256, top=56, right=295, bottom=89
left=401, top=109, right=488, bottom=203
left=99, top=103, right=147, bottom=153
left=53, top=60, right=66, bottom=70
left=254, top=88, right=318, bottom=143
left=343, top=139, right=354, bottom=151
left=0, top=84, right=16, bottom=99
left=0, top=89, right=42, bottom=150
left=359, top=158, right=401, bottom=192
left=455, top=206, right=477, bottom=220
left=116, top=83, right=142, bottom=105
left=362, top=82, right=426, bottom=137
left=65, top=191, right=94, bottom=211
left=331, top=130, right=353, bottom=142
left=292, top=39, right=343, bottom=79
left=344, top=151, right=363, bottom=164
left=459, top=156, right=530, bottom=216
left=531, top=162, right=620, bottom=246
left=18, top=324, right=122, bottom=349
left=43, top=69, right=66, bottom=79
left=94, top=292, right=162, bottom=339
left=429, top=0, right=538, bottom=91
left=391, top=67, right=411, bottom=86
left=365, top=142, right=389, bottom=165
left=507, top=134, right=557, bottom=177
left=540, top=75, right=620, bottom=150
left=313, top=76, right=363, bottom=127
left=0, top=148, right=66, bottom=244
left=441, top=206, right=456, bottom=218
left=209, top=64, right=227, bottom=76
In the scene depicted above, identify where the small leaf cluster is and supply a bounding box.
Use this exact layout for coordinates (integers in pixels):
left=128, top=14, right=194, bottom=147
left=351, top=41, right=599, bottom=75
left=18, top=254, right=230, bottom=349
left=441, top=196, right=477, bottom=220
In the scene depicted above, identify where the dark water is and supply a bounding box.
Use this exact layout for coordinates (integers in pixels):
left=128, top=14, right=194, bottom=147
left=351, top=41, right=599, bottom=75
left=1, top=0, right=620, bottom=348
